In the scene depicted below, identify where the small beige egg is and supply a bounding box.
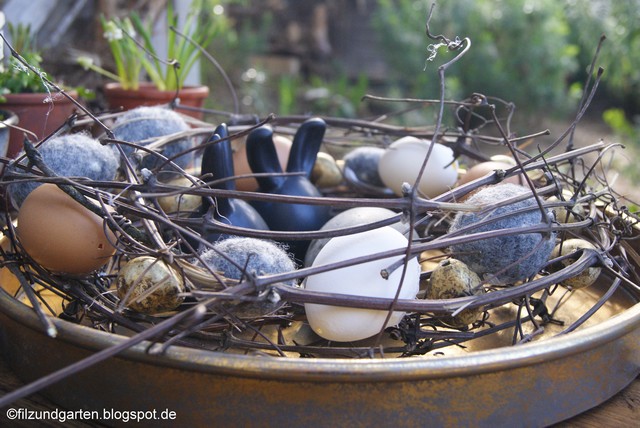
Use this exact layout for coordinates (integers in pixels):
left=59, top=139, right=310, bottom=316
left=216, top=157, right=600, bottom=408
left=311, top=152, right=343, bottom=188
left=547, top=189, right=586, bottom=224
left=550, top=239, right=601, bottom=289
left=427, top=258, right=484, bottom=328
left=156, top=176, right=201, bottom=214
left=116, top=256, right=186, bottom=314
left=489, top=155, right=518, bottom=165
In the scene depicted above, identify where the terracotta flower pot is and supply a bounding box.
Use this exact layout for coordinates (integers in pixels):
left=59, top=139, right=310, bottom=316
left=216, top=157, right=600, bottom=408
left=103, top=82, right=210, bottom=119
left=1, top=91, right=79, bottom=159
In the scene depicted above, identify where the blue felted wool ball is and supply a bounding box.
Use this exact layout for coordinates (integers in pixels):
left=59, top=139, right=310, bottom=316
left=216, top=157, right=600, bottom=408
left=112, top=106, right=192, bottom=170
left=448, top=183, right=556, bottom=284
left=199, top=237, right=297, bottom=286
left=8, top=133, right=120, bottom=208
left=343, top=146, right=386, bottom=188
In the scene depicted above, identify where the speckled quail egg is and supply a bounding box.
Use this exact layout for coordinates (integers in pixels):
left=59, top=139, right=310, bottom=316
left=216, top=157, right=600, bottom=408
left=550, top=239, right=601, bottom=289
left=427, top=258, right=485, bottom=328
left=116, top=256, right=186, bottom=314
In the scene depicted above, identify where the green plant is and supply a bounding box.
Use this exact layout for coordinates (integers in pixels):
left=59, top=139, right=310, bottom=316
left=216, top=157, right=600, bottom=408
left=603, top=108, right=637, bottom=141
left=277, top=75, right=297, bottom=116
left=241, top=70, right=371, bottom=118
left=78, top=0, right=226, bottom=91
left=77, top=16, right=141, bottom=90
left=601, top=107, right=640, bottom=185
left=201, top=5, right=270, bottom=112
left=305, top=73, right=370, bottom=118
left=0, top=22, right=49, bottom=98
left=564, top=1, right=640, bottom=114
left=371, top=0, right=579, bottom=117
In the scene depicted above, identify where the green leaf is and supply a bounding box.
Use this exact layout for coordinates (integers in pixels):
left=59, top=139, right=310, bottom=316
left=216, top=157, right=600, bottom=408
left=603, top=108, right=636, bottom=139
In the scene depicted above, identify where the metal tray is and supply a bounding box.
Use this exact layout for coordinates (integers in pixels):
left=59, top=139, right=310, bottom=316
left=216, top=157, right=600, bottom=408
left=1, top=264, right=640, bottom=427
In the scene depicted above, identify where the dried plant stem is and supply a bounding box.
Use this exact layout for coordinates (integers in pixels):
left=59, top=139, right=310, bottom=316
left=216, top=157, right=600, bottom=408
left=5, top=264, right=57, bottom=338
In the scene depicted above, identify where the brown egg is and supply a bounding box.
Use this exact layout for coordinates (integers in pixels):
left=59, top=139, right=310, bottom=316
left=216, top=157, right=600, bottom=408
left=232, top=134, right=292, bottom=191
left=457, top=161, right=525, bottom=186
left=17, top=184, right=117, bottom=275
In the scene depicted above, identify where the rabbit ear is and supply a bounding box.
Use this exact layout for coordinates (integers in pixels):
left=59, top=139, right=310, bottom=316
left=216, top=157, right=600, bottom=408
left=246, top=125, right=285, bottom=190
left=286, top=117, right=326, bottom=176
left=200, top=124, right=231, bottom=212
left=201, top=123, right=233, bottom=190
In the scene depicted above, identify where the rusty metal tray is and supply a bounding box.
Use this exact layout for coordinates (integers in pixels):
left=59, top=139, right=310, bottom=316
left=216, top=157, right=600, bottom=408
left=1, top=263, right=639, bottom=427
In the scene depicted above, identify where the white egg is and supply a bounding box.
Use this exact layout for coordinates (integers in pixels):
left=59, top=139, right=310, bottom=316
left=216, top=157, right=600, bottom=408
left=304, top=226, right=420, bottom=342
left=378, top=136, right=458, bottom=198
left=304, top=207, right=410, bottom=267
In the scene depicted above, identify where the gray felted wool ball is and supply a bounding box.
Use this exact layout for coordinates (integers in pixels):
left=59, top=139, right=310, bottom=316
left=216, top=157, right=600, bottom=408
left=199, top=237, right=297, bottom=286
left=112, top=106, right=192, bottom=170
left=343, top=146, right=386, bottom=188
left=448, top=183, right=556, bottom=284
left=8, top=133, right=120, bottom=208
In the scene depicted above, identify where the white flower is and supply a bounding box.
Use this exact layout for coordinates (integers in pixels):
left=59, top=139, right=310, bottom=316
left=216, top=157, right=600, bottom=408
left=103, top=21, right=123, bottom=42
left=77, top=56, right=94, bottom=69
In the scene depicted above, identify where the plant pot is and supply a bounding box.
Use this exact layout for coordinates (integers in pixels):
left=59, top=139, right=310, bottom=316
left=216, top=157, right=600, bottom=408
left=1, top=91, right=79, bottom=159
left=103, top=82, right=210, bottom=120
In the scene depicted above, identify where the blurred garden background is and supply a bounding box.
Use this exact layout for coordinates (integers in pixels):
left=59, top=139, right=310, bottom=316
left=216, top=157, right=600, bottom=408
left=2, top=0, right=640, bottom=186
left=212, top=1, right=638, bottom=135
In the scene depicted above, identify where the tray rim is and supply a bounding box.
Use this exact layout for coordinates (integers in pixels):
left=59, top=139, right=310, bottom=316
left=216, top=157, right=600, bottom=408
left=1, top=278, right=639, bottom=383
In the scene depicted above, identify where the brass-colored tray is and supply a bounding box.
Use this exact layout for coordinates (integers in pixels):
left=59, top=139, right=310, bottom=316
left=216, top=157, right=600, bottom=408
left=1, top=259, right=639, bottom=427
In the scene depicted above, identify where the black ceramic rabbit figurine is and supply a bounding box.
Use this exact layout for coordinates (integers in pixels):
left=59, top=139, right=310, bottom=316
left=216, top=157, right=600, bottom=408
left=246, top=117, right=332, bottom=263
left=194, top=123, right=268, bottom=247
